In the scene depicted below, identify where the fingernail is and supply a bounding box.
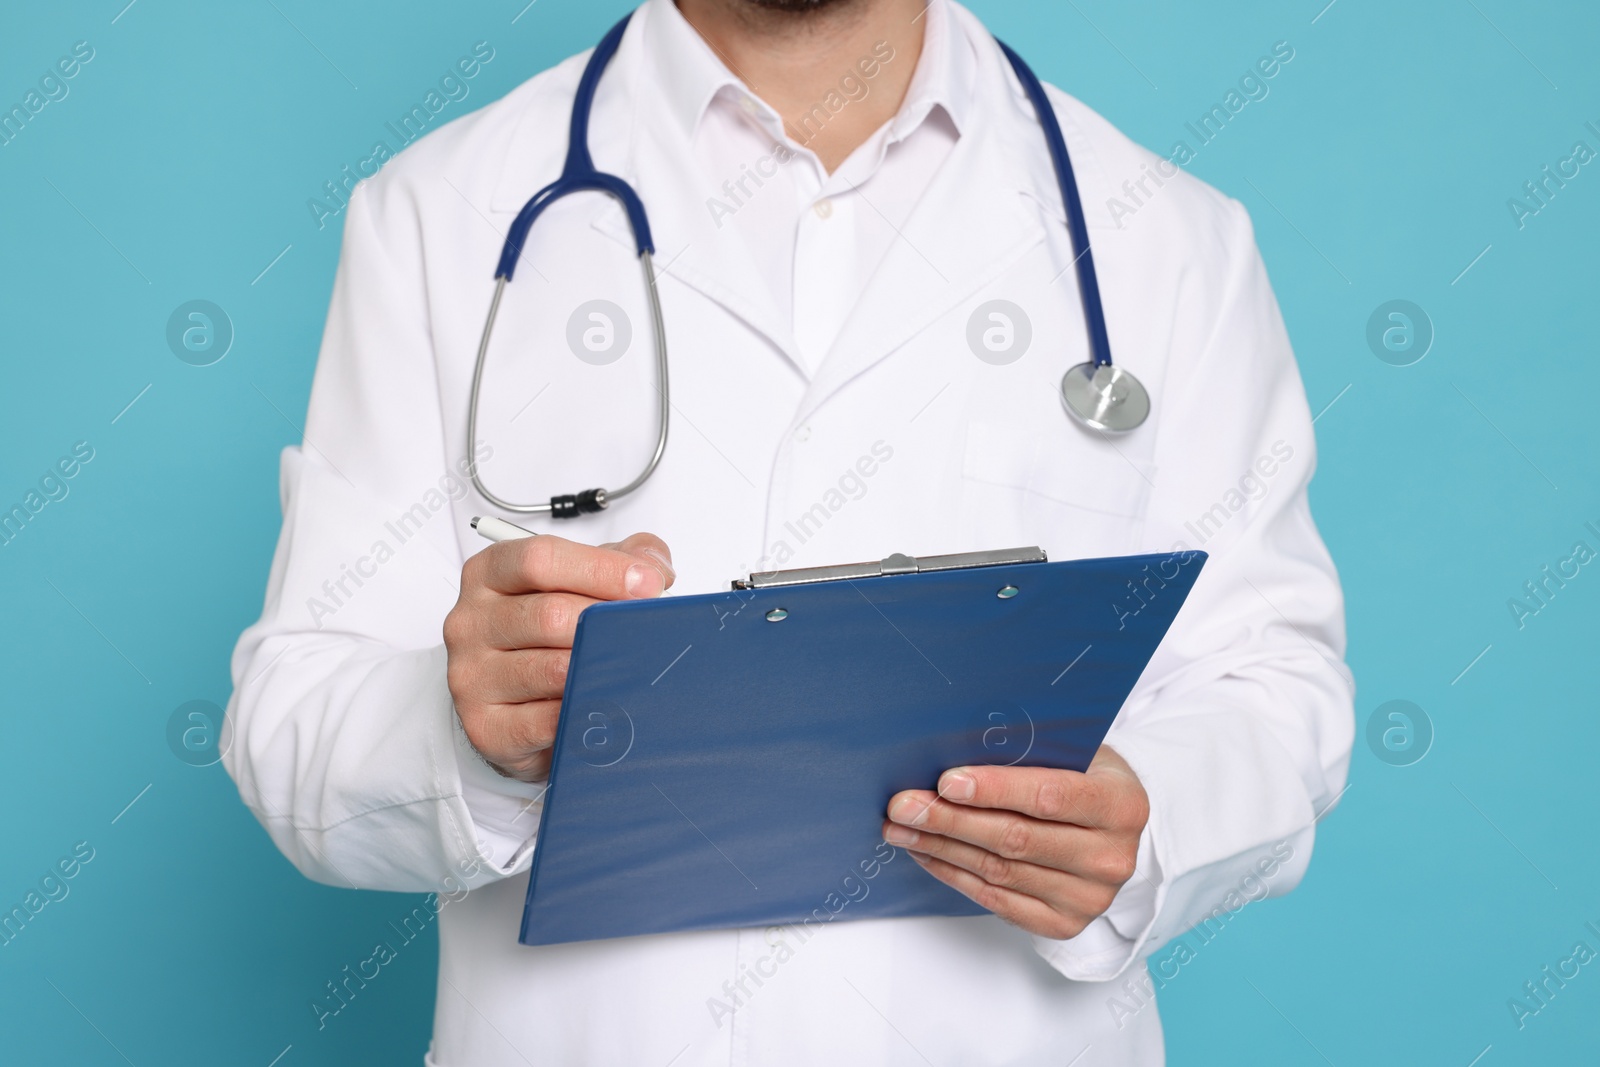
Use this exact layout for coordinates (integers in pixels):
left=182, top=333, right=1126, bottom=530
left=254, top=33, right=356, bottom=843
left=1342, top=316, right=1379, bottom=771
left=625, top=563, right=661, bottom=598
left=641, top=547, right=675, bottom=583
left=940, top=770, right=975, bottom=802
left=883, top=825, right=919, bottom=847
left=889, top=795, right=931, bottom=827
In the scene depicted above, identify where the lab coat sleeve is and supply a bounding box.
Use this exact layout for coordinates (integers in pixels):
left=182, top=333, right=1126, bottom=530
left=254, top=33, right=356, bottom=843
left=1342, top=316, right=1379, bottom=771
left=1032, top=198, right=1354, bottom=981
left=224, top=178, right=544, bottom=894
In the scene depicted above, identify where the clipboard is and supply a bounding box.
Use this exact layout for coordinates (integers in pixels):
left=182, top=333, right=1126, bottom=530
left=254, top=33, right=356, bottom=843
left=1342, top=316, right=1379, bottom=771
left=519, top=546, right=1207, bottom=947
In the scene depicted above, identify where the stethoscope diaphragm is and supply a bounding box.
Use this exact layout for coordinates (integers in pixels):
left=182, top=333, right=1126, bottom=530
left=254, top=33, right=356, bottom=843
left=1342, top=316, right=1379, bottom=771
left=1059, top=362, right=1150, bottom=433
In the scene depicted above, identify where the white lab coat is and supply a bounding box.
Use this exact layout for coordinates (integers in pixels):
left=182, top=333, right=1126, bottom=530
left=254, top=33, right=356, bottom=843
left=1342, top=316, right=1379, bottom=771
left=225, top=3, right=1352, bottom=1063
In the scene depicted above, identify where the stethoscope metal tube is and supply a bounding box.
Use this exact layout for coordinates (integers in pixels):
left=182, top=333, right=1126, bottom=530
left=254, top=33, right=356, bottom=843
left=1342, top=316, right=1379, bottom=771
left=468, top=10, right=1151, bottom=520
left=466, top=14, right=668, bottom=517
left=467, top=248, right=671, bottom=515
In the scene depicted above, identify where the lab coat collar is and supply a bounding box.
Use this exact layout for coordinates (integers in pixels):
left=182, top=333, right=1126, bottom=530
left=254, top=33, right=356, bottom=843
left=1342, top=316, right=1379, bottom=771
left=485, top=0, right=1089, bottom=219
left=617, top=1, right=807, bottom=368
left=795, top=1, right=1089, bottom=425
left=486, top=1, right=1105, bottom=405
left=487, top=2, right=802, bottom=366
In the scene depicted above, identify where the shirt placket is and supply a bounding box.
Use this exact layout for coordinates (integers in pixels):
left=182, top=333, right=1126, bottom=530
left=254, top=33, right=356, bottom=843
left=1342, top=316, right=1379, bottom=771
left=791, top=170, right=858, bottom=371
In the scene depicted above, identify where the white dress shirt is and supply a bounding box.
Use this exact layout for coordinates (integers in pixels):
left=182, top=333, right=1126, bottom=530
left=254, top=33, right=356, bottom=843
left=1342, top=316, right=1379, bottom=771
left=224, top=1, right=1353, bottom=1063
left=653, top=0, right=967, bottom=371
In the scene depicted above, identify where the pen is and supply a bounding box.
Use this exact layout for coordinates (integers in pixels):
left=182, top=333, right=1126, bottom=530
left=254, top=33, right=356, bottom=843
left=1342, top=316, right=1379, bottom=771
left=471, top=515, right=539, bottom=543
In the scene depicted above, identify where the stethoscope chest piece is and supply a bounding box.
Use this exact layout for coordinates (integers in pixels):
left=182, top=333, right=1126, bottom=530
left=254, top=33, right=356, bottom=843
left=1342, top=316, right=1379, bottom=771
left=1059, top=361, right=1150, bottom=433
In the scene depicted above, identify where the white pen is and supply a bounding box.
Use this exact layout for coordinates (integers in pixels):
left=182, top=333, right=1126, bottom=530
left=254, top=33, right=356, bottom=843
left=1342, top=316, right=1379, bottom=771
left=471, top=515, right=539, bottom=543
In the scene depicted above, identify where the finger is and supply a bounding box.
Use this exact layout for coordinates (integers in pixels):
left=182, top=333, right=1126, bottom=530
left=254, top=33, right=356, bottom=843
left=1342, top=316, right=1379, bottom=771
left=934, top=764, right=1144, bottom=831
left=887, top=790, right=1103, bottom=875
left=477, top=592, right=597, bottom=651
left=476, top=534, right=666, bottom=600
left=474, top=648, right=571, bottom=703
left=479, top=698, right=563, bottom=766
left=905, top=851, right=1093, bottom=941
left=882, top=819, right=1090, bottom=902
left=485, top=743, right=554, bottom=785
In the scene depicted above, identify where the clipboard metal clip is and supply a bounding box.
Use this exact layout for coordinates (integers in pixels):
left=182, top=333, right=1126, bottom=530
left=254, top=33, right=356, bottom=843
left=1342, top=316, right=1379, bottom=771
left=732, top=546, right=1048, bottom=591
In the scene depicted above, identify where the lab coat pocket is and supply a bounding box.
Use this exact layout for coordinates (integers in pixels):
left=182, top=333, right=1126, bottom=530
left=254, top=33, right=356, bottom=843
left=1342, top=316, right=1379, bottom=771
left=961, top=419, right=1153, bottom=551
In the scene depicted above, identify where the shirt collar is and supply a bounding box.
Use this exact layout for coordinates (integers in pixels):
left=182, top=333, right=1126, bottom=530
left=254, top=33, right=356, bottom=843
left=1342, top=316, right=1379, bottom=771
left=647, top=0, right=749, bottom=138
left=889, top=0, right=973, bottom=141
left=645, top=0, right=975, bottom=145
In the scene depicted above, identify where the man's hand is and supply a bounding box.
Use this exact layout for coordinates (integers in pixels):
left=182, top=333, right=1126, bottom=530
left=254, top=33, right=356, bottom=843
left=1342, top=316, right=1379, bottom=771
left=443, top=532, right=674, bottom=782
left=882, top=746, right=1149, bottom=940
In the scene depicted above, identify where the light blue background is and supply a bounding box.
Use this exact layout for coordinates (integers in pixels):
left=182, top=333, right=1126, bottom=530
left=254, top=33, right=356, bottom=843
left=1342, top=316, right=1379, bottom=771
left=2, top=0, right=1596, bottom=1063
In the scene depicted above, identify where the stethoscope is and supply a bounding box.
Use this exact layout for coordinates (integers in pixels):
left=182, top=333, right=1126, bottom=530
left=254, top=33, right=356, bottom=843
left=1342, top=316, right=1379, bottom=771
left=468, top=11, right=1150, bottom=519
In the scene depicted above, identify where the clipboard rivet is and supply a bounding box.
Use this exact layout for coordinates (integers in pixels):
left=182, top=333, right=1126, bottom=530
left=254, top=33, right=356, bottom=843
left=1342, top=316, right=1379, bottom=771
left=765, top=607, right=789, bottom=622
left=996, top=585, right=1020, bottom=599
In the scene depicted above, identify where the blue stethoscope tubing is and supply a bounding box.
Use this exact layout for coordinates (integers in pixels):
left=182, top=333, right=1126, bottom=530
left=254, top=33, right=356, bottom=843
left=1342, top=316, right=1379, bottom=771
left=468, top=15, right=664, bottom=517
left=467, top=10, right=1148, bottom=518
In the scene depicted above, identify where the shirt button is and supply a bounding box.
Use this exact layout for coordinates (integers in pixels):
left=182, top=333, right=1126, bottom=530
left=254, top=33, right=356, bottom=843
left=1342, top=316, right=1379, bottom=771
left=794, top=424, right=812, bottom=442
left=740, top=96, right=761, bottom=117
left=813, top=199, right=834, bottom=219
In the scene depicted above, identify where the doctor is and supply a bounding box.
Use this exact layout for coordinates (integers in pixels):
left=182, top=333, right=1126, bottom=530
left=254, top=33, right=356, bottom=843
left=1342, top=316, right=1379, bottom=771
left=226, top=0, right=1352, bottom=1063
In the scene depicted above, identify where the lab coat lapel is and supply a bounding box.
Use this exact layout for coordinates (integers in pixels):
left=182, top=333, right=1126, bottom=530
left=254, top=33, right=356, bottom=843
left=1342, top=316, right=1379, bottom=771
left=594, top=122, right=804, bottom=373
left=794, top=39, right=1056, bottom=426
left=483, top=8, right=1085, bottom=398
left=486, top=22, right=803, bottom=373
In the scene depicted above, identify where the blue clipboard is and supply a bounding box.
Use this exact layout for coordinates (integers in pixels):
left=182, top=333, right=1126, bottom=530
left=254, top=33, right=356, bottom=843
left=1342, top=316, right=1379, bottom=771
left=519, top=546, right=1206, bottom=947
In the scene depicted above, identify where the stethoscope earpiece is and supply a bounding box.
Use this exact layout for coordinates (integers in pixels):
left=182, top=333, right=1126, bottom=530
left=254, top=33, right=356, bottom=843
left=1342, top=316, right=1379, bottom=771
left=1059, top=362, right=1150, bottom=433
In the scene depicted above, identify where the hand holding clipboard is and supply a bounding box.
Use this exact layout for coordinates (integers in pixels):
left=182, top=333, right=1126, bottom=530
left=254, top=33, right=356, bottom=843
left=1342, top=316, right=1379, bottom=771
left=492, top=542, right=1205, bottom=947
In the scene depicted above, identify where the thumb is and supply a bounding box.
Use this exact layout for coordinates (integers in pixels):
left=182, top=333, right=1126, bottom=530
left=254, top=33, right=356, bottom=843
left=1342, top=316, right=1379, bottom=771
left=601, top=532, right=676, bottom=590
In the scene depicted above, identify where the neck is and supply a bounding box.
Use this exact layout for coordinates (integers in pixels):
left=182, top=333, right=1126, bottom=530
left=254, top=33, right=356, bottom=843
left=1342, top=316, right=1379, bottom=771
left=675, top=0, right=928, bottom=173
